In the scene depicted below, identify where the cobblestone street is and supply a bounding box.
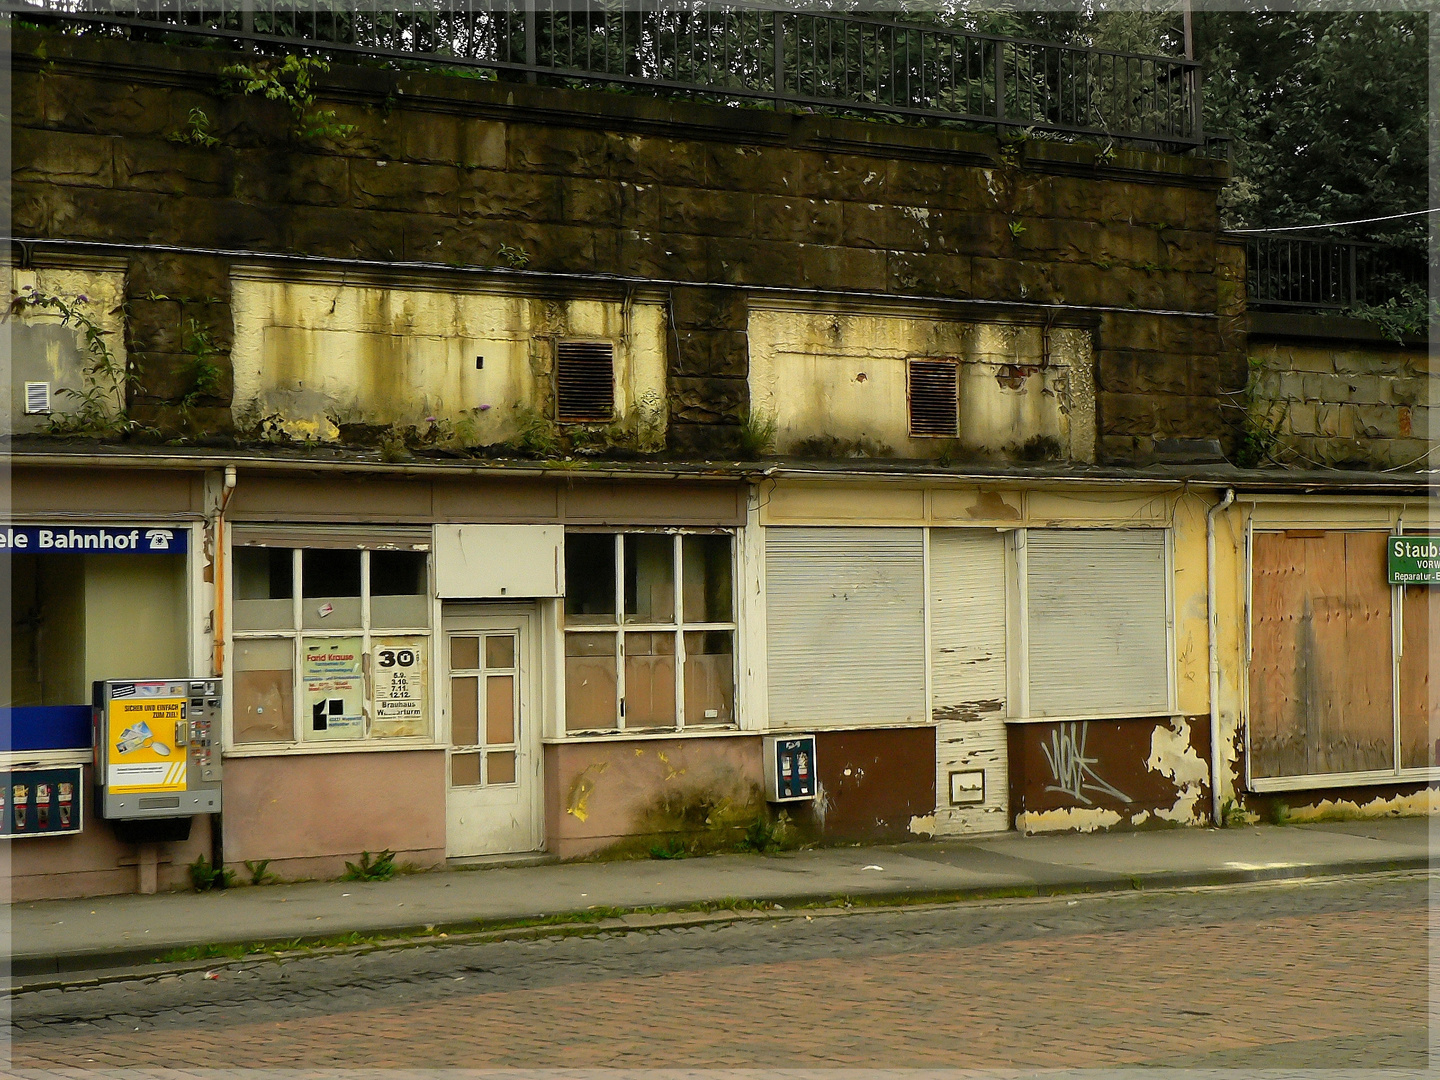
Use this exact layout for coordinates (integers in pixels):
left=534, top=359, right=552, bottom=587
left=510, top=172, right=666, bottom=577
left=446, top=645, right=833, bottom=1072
left=11, top=872, right=1430, bottom=1071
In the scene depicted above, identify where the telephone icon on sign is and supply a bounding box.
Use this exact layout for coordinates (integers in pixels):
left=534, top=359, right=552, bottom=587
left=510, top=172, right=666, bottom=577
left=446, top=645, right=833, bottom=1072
left=145, top=529, right=174, bottom=550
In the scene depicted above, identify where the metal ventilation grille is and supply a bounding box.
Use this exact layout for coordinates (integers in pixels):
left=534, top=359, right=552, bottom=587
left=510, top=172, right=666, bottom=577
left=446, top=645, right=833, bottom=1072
left=908, top=360, right=958, bottom=437
left=555, top=342, right=616, bottom=423
left=24, top=382, right=52, bottom=415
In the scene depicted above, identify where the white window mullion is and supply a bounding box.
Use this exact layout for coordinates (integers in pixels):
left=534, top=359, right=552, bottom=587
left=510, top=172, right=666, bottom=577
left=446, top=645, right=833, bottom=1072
left=291, top=548, right=303, bottom=742
left=674, top=534, right=686, bottom=730
left=361, top=549, right=372, bottom=739
left=614, top=533, right=626, bottom=730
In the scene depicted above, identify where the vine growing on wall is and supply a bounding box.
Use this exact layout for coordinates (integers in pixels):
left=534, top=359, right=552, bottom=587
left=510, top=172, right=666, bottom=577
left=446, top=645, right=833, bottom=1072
left=221, top=55, right=356, bottom=143
left=5, top=284, right=140, bottom=437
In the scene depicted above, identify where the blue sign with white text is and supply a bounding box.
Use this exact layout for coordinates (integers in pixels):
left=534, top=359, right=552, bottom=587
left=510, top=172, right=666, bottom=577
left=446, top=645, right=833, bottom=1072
left=0, top=526, right=188, bottom=554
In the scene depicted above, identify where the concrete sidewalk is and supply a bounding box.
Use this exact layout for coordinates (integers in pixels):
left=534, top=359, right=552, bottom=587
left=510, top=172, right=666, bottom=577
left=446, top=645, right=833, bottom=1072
left=9, top=817, right=1431, bottom=979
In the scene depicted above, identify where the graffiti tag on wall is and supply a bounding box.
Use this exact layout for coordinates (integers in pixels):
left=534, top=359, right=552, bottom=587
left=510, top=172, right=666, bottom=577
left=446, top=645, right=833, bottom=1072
left=1042, top=722, right=1130, bottom=806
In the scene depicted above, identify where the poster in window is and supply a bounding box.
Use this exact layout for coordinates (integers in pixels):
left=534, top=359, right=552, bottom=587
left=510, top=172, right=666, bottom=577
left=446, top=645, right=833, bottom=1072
left=302, top=638, right=364, bottom=741
left=372, top=637, right=427, bottom=738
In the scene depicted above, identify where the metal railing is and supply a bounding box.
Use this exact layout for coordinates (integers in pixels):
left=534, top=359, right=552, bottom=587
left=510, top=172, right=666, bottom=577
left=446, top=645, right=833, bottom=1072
left=5, top=0, right=1204, bottom=145
left=1242, top=234, right=1428, bottom=312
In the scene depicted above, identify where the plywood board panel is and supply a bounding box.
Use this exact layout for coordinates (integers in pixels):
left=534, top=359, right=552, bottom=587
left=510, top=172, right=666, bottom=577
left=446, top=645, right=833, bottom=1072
left=1249, top=530, right=1393, bottom=779
left=1400, top=584, right=1437, bottom=768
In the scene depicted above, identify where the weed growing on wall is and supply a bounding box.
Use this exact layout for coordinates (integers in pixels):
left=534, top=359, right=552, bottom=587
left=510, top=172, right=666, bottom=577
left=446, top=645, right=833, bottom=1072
left=6, top=284, right=141, bottom=437
left=342, top=850, right=397, bottom=881
left=221, top=55, right=356, bottom=142
left=167, top=106, right=220, bottom=149
left=737, top=408, right=777, bottom=458
left=189, top=854, right=237, bottom=891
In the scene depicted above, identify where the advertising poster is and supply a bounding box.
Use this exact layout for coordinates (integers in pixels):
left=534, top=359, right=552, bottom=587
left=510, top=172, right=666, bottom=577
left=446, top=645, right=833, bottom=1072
left=372, top=638, right=428, bottom=738
left=106, top=698, right=187, bottom=793
left=303, top=638, right=364, bottom=741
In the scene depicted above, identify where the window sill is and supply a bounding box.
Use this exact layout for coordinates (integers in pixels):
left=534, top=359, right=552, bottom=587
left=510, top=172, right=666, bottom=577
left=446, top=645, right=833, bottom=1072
left=1004, top=710, right=1178, bottom=725
left=1, top=750, right=91, bottom=769
left=547, top=726, right=747, bottom=745
left=224, top=739, right=444, bottom=758
left=1248, top=767, right=1440, bottom=793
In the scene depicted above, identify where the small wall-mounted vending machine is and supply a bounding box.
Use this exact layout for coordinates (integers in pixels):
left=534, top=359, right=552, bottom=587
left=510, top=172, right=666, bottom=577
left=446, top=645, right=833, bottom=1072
left=763, top=734, right=817, bottom=802
left=93, top=679, right=222, bottom=819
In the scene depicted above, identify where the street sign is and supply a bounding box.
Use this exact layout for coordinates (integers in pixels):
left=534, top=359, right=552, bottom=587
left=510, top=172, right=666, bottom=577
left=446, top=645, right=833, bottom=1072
left=1388, top=536, right=1440, bottom=584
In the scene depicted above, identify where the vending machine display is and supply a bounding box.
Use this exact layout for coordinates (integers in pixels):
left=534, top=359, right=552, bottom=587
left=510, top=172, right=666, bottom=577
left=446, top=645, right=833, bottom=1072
left=763, top=734, right=818, bottom=802
left=93, top=679, right=222, bottom=820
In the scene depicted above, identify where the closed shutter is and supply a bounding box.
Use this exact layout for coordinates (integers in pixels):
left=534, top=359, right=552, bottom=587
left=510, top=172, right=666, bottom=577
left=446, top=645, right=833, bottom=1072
left=766, top=527, right=926, bottom=728
left=930, top=529, right=1008, bottom=833
left=1026, top=529, right=1169, bottom=716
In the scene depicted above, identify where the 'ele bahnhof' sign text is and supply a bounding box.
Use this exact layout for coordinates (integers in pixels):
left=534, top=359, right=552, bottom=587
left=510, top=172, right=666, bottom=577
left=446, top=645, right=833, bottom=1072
left=0, top=526, right=187, bottom=554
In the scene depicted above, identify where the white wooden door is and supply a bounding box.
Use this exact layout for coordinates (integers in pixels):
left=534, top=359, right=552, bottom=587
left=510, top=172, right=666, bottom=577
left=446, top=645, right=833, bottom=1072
left=443, top=607, right=542, bottom=857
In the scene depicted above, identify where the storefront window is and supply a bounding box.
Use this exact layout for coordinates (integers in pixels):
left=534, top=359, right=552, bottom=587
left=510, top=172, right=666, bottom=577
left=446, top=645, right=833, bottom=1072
left=231, top=545, right=431, bottom=746
left=563, top=531, right=736, bottom=733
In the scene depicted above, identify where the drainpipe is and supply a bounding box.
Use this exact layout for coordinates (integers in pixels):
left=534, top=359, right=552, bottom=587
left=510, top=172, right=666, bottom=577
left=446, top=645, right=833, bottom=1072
left=1207, top=486, right=1235, bottom=827
left=210, top=465, right=237, bottom=879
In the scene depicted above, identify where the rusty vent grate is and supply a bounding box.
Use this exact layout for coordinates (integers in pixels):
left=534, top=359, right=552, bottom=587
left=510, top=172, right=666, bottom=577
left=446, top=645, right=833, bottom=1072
left=555, top=341, right=616, bottom=423
left=908, top=360, right=959, bottom=437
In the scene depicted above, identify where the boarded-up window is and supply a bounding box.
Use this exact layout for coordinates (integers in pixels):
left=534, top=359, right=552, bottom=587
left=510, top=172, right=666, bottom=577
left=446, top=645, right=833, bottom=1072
left=1249, top=530, right=1394, bottom=778
left=1399, top=584, right=1436, bottom=768
left=907, top=360, right=959, bottom=437
left=1026, top=530, right=1169, bottom=717
left=766, top=527, right=926, bottom=728
left=555, top=341, right=615, bottom=422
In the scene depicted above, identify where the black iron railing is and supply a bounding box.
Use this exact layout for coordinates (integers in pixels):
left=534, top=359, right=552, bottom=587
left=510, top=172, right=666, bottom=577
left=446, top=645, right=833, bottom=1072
left=4, top=1, right=1204, bottom=146
left=1242, top=234, right=1428, bottom=312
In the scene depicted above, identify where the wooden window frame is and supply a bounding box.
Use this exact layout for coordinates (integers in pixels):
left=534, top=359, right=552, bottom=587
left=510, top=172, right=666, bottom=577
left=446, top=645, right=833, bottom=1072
left=561, top=530, right=738, bottom=735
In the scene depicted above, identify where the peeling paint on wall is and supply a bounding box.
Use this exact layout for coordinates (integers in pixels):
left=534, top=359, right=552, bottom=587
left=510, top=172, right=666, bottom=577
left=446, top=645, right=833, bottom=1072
left=908, top=813, right=936, bottom=836
left=1271, top=789, right=1436, bottom=823
left=1145, top=717, right=1210, bottom=824
left=1015, top=806, right=1124, bottom=834
left=565, top=761, right=609, bottom=823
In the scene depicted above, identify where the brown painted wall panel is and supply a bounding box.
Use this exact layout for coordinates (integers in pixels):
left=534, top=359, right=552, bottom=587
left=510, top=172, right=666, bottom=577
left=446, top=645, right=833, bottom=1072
left=11, top=467, right=203, bottom=517
left=1249, top=531, right=1393, bottom=778
left=1008, top=716, right=1210, bottom=823
left=563, top=481, right=745, bottom=526
left=797, top=727, right=937, bottom=842
left=229, top=475, right=436, bottom=522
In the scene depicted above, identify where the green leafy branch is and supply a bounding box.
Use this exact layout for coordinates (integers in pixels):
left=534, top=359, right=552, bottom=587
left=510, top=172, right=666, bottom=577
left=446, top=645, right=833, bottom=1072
left=167, top=106, right=220, bottom=149
left=221, top=55, right=356, bottom=143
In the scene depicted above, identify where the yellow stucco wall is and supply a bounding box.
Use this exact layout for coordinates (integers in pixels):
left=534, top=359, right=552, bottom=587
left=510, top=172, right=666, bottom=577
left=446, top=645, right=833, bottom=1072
left=5, top=261, right=128, bottom=436
left=747, top=308, right=1095, bottom=462
left=230, top=272, right=667, bottom=443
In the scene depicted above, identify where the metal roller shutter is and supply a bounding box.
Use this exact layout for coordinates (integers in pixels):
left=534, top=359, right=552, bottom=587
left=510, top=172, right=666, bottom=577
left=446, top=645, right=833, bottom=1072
left=929, top=528, right=1008, bottom=832
left=1026, top=529, right=1169, bottom=716
left=766, top=527, right=926, bottom=728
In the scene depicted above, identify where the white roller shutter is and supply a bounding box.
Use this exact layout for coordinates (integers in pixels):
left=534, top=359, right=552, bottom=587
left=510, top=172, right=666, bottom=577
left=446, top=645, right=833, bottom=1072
left=766, top=527, right=926, bottom=728
left=930, top=529, right=1008, bottom=833
left=1026, top=529, right=1169, bottom=716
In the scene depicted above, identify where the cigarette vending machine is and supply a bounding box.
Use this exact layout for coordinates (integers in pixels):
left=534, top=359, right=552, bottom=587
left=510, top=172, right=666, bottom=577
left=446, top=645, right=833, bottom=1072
left=93, top=679, right=222, bottom=819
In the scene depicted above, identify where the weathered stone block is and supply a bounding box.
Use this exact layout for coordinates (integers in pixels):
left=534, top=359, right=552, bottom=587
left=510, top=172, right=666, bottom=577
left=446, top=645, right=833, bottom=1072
left=459, top=171, right=563, bottom=223
left=400, top=113, right=463, bottom=165
left=1284, top=402, right=1317, bottom=435
left=42, top=74, right=174, bottom=138
left=1314, top=404, right=1355, bottom=438
left=794, top=153, right=891, bottom=202
left=613, top=230, right=710, bottom=280
left=351, top=159, right=459, bottom=215
left=703, top=144, right=793, bottom=194
left=286, top=204, right=407, bottom=261
left=753, top=195, right=844, bottom=245
left=670, top=287, right=747, bottom=331
left=670, top=329, right=748, bottom=378
left=668, top=376, right=746, bottom=424
left=561, top=177, right=622, bottom=226
left=661, top=186, right=754, bottom=236
left=668, top=421, right=743, bottom=455
left=707, top=238, right=801, bottom=287
left=797, top=244, right=887, bottom=293
left=886, top=252, right=970, bottom=298
left=113, top=140, right=232, bottom=196
left=1097, top=391, right=1159, bottom=437
left=458, top=120, right=507, bottom=170
left=1352, top=404, right=1402, bottom=439
left=1098, top=314, right=1162, bottom=352
left=127, top=253, right=232, bottom=302
left=507, top=123, right=609, bottom=178
left=634, top=137, right=707, bottom=187
left=13, top=127, right=114, bottom=188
